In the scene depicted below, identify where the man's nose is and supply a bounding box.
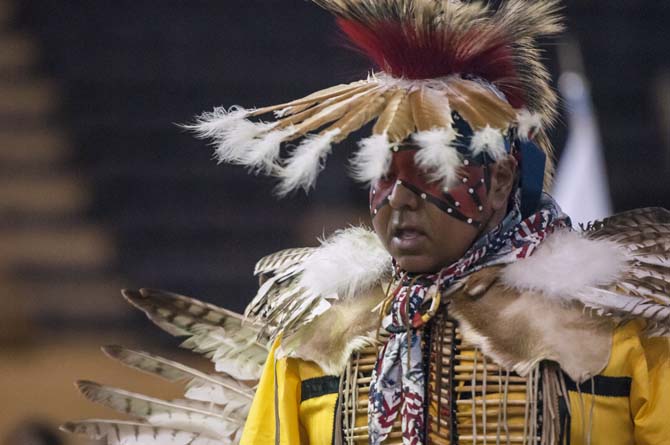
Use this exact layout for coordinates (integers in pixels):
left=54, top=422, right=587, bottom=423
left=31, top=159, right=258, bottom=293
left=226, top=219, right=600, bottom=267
left=388, top=180, right=420, bottom=210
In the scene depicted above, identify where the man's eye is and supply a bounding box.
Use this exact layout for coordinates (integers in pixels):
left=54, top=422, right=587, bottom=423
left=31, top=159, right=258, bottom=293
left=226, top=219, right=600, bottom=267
left=377, top=171, right=397, bottom=187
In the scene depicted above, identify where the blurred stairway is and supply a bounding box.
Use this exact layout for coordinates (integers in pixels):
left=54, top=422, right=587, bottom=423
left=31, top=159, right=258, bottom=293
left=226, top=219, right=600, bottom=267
left=0, top=0, right=125, bottom=337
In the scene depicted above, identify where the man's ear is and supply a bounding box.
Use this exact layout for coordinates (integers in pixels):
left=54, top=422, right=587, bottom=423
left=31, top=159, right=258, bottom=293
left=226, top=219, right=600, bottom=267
left=488, top=156, right=518, bottom=211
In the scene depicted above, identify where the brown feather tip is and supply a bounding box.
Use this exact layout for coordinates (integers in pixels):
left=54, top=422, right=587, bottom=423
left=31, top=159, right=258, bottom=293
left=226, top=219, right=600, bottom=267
left=75, top=380, right=101, bottom=399
left=59, top=422, right=76, bottom=434
left=101, top=344, right=124, bottom=359
left=121, top=288, right=145, bottom=302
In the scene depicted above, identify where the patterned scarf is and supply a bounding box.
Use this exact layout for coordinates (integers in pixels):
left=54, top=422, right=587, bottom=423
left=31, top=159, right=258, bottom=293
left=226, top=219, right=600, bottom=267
left=368, top=194, right=569, bottom=445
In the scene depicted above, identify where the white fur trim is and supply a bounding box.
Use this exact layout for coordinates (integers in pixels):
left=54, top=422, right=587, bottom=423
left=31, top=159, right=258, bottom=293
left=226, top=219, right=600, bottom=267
left=275, top=129, right=341, bottom=196
left=413, top=128, right=461, bottom=189
left=516, top=109, right=543, bottom=141
left=350, top=133, right=393, bottom=185
left=299, top=226, right=391, bottom=299
left=501, top=229, right=630, bottom=301
left=470, top=125, right=507, bottom=161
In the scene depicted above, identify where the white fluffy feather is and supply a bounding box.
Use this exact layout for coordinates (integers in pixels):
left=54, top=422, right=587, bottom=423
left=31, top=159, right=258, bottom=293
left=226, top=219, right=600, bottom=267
left=299, top=226, right=391, bottom=299
left=275, top=129, right=341, bottom=196
left=186, top=106, right=274, bottom=164
left=516, top=109, right=543, bottom=141
left=413, top=128, right=461, bottom=190
left=470, top=125, right=507, bottom=160
left=502, top=229, right=630, bottom=301
left=350, top=133, right=393, bottom=185
left=240, top=127, right=295, bottom=174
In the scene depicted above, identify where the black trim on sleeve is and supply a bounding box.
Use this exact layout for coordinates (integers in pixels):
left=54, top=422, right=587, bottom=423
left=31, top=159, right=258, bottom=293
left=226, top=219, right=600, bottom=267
left=563, top=374, right=632, bottom=398
left=301, top=376, right=340, bottom=402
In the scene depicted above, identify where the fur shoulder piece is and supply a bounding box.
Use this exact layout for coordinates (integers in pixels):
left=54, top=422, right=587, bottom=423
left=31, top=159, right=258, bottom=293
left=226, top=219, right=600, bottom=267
left=450, top=208, right=670, bottom=382
left=501, top=208, right=670, bottom=337
left=245, top=226, right=391, bottom=350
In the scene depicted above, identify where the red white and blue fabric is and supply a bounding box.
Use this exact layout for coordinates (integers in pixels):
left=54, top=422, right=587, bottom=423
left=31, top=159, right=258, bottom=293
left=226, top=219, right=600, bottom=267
left=368, top=194, right=569, bottom=445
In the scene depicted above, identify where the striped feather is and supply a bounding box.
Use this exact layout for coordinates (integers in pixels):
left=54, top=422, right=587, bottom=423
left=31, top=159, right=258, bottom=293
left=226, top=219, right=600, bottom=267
left=76, top=381, right=241, bottom=438
left=253, top=247, right=315, bottom=276
left=61, top=420, right=221, bottom=445
left=102, top=346, right=254, bottom=413
left=123, top=289, right=269, bottom=380
left=576, top=287, right=670, bottom=337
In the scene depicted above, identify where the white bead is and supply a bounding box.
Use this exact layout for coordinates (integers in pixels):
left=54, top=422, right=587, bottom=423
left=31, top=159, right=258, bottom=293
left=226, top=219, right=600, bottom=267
left=447, top=208, right=453, bottom=214
left=468, top=188, right=474, bottom=194
left=455, top=201, right=461, bottom=207
left=396, top=180, right=403, bottom=186
left=467, top=218, right=473, bottom=224
left=462, top=177, right=468, bottom=183
left=421, top=193, right=427, bottom=200
left=463, top=159, right=470, bottom=166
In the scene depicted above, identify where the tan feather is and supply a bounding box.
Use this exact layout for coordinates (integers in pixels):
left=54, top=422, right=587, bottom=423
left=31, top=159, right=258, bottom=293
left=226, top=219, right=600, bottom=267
left=272, top=82, right=379, bottom=132
left=287, top=86, right=384, bottom=138
left=249, top=80, right=370, bottom=116
left=410, top=86, right=453, bottom=132
left=373, top=88, right=415, bottom=143
left=329, top=89, right=387, bottom=143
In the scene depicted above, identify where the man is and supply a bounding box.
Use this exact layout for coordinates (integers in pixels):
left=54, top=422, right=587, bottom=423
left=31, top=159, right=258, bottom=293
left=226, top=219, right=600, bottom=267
left=64, top=1, right=670, bottom=444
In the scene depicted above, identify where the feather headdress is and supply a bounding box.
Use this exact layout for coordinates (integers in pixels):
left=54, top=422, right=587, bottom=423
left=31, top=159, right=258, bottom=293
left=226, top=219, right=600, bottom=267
left=190, top=0, right=562, bottom=195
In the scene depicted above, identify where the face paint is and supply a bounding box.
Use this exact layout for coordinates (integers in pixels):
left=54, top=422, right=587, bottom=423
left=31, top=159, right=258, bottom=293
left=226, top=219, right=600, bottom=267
left=370, top=148, right=492, bottom=228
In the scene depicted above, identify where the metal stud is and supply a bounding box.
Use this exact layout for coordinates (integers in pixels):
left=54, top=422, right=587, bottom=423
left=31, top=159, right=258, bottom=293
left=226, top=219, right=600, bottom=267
left=468, top=188, right=474, bottom=194
left=463, top=159, right=470, bottom=166
left=447, top=208, right=453, bottom=214
left=467, top=218, right=473, bottom=224
left=462, top=177, right=468, bottom=183
left=421, top=193, right=427, bottom=200
left=478, top=206, right=484, bottom=212
left=455, top=201, right=461, bottom=207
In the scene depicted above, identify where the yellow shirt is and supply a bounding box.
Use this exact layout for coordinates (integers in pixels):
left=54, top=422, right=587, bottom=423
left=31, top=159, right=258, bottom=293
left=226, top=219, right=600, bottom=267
left=241, top=321, right=670, bottom=445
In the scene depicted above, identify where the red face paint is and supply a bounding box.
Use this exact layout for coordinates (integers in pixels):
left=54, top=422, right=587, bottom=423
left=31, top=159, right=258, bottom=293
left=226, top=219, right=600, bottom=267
left=370, top=148, right=491, bottom=228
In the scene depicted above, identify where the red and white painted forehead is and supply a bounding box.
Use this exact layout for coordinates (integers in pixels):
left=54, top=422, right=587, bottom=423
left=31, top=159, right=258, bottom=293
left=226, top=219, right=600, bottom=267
left=370, top=146, right=493, bottom=229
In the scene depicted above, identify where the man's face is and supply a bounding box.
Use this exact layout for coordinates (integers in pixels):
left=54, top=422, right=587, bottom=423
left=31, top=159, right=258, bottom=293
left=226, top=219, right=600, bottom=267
left=370, top=149, right=493, bottom=273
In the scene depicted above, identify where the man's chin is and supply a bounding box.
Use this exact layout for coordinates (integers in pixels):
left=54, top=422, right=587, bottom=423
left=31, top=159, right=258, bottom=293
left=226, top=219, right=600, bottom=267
left=395, top=254, right=443, bottom=274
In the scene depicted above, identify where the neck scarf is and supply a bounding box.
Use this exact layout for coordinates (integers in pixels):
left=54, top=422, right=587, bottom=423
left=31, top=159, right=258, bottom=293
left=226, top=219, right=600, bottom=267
left=368, top=194, right=569, bottom=445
